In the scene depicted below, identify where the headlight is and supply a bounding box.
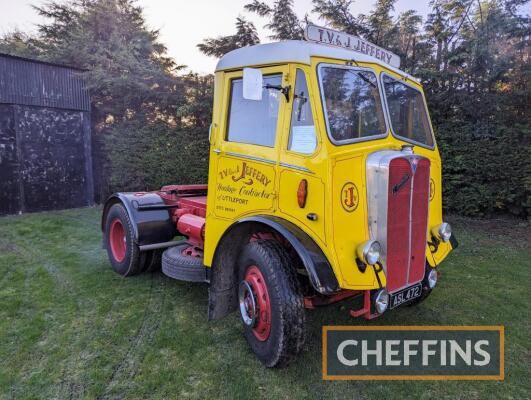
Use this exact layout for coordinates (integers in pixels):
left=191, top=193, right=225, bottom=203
left=356, top=240, right=381, bottom=265
left=373, top=289, right=389, bottom=314
left=431, top=222, right=452, bottom=242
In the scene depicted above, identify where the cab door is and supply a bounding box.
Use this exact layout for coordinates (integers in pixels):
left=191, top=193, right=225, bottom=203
left=212, top=65, right=289, bottom=220
left=277, top=66, right=327, bottom=243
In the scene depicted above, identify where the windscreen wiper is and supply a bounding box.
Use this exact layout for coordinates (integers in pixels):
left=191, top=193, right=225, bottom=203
left=347, top=69, right=376, bottom=88
left=346, top=59, right=377, bottom=88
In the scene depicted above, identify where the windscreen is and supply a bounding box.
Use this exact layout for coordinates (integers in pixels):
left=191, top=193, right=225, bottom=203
left=319, top=66, right=386, bottom=143
left=382, top=75, right=434, bottom=147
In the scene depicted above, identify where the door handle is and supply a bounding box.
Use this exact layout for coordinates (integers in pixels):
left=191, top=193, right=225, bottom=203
left=306, top=213, right=318, bottom=221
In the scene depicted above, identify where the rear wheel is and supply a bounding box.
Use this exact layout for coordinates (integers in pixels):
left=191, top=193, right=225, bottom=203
left=104, top=203, right=145, bottom=276
left=237, top=240, right=305, bottom=368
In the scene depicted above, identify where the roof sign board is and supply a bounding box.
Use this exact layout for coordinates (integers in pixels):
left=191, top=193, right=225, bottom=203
left=304, top=24, right=401, bottom=69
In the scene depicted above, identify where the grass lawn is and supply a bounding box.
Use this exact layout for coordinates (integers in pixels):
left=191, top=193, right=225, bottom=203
left=0, top=207, right=529, bottom=399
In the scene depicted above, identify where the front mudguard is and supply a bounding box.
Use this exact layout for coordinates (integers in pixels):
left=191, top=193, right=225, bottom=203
left=208, top=215, right=340, bottom=321
left=101, top=192, right=176, bottom=246
left=427, top=233, right=458, bottom=267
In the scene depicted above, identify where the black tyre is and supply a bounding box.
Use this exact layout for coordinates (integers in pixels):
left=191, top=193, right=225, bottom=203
left=407, top=288, right=432, bottom=306
left=104, top=203, right=146, bottom=276
left=162, top=242, right=206, bottom=282
left=407, top=266, right=436, bottom=307
left=237, top=240, right=305, bottom=368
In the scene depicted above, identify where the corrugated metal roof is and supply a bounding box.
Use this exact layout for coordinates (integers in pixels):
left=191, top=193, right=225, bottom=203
left=0, top=53, right=90, bottom=111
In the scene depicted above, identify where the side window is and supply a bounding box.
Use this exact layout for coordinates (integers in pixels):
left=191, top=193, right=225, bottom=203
left=226, top=74, right=282, bottom=147
left=288, top=69, right=316, bottom=154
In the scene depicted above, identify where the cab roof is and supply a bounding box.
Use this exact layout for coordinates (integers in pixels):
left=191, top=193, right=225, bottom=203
left=215, top=40, right=419, bottom=83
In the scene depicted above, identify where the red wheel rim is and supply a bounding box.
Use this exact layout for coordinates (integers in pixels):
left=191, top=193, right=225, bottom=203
left=109, top=218, right=126, bottom=262
left=181, top=245, right=203, bottom=258
left=241, top=265, right=271, bottom=341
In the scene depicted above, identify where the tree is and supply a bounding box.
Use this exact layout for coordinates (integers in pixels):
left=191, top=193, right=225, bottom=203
left=424, top=0, right=474, bottom=72
left=312, top=0, right=367, bottom=36
left=42, top=0, right=184, bottom=124
left=364, top=0, right=399, bottom=47
left=421, top=0, right=531, bottom=217
left=0, top=30, right=42, bottom=59
left=178, top=73, right=215, bottom=129
left=197, top=17, right=259, bottom=57
left=197, top=0, right=304, bottom=57
left=395, top=10, right=424, bottom=71
left=245, top=0, right=305, bottom=40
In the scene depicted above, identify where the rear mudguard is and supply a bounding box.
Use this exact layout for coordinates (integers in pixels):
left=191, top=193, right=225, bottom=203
left=101, top=192, right=176, bottom=246
left=208, top=215, right=340, bottom=320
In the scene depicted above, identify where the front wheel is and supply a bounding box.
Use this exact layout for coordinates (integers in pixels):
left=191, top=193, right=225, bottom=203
left=237, top=240, right=305, bottom=368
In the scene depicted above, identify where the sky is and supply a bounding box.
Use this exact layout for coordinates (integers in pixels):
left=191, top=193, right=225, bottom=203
left=0, top=0, right=525, bottom=74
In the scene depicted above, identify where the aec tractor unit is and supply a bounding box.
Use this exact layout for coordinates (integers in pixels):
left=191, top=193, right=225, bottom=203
left=101, top=25, right=457, bottom=367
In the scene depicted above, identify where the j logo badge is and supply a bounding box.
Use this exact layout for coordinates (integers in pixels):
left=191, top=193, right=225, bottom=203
left=429, top=179, right=435, bottom=201
left=341, top=182, right=359, bottom=212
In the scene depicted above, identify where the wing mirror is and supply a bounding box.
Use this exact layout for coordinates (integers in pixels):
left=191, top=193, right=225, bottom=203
left=242, top=68, right=263, bottom=101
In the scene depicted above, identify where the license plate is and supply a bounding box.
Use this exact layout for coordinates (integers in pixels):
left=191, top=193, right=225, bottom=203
left=389, top=283, right=423, bottom=309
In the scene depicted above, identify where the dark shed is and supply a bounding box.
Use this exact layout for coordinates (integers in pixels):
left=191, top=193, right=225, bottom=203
left=0, top=53, right=93, bottom=215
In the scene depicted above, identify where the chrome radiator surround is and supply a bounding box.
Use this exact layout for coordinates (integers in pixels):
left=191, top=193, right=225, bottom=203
left=366, top=149, right=430, bottom=284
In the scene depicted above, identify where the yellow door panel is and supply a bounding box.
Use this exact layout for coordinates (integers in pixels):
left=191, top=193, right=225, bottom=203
left=278, top=170, right=326, bottom=242
left=214, top=156, right=276, bottom=219
left=331, top=156, right=377, bottom=287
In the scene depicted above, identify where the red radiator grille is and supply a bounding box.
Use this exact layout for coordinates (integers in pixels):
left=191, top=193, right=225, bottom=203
left=386, top=157, right=430, bottom=293
left=386, top=158, right=412, bottom=291
left=409, top=159, right=430, bottom=283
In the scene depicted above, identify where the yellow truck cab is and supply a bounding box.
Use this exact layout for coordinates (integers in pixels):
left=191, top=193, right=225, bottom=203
left=101, top=26, right=457, bottom=367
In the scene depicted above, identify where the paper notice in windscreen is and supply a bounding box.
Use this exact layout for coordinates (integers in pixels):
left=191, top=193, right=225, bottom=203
left=290, top=125, right=317, bottom=154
